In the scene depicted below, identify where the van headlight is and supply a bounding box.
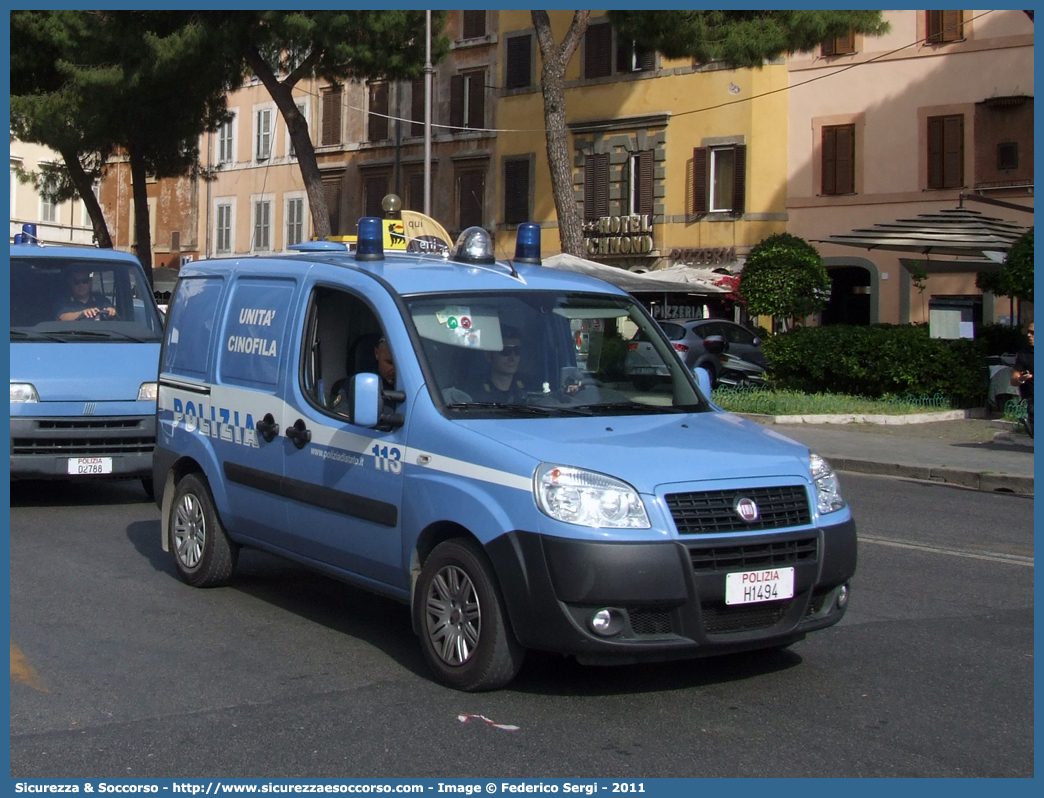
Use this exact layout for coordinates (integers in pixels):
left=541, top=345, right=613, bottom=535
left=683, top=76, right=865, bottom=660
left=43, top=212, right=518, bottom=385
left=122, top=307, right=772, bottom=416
left=810, top=453, right=846, bottom=514
left=137, top=382, right=158, bottom=402
left=534, top=464, right=650, bottom=528
left=11, top=383, right=39, bottom=403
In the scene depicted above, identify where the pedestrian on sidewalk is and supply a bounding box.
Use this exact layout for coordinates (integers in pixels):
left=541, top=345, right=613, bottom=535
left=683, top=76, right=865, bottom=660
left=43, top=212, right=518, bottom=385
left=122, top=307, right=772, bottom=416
left=1011, top=322, right=1033, bottom=434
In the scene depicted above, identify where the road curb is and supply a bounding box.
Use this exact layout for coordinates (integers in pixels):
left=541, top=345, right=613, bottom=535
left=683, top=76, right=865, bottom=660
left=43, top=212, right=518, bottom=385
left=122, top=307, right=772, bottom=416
left=832, top=457, right=1033, bottom=495
left=739, top=408, right=983, bottom=425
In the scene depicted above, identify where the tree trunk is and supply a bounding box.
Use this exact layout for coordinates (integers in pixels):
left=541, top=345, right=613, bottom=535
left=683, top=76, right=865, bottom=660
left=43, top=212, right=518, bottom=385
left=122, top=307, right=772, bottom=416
left=532, top=10, right=590, bottom=257
left=128, top=142, right=153, bottom=285
left=244, top=45, right=331, bottom=241
left=59, top=147, right=112, bottom=249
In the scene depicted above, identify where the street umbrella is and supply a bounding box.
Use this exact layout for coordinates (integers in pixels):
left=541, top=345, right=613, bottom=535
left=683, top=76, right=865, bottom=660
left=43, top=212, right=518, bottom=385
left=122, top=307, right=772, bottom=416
left=814, top=207, right=1028, bottom=260
left=541, top=253, right=725, bottom=294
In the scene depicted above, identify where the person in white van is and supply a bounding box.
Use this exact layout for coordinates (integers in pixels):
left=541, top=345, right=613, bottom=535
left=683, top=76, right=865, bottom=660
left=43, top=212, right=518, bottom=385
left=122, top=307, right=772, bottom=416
left=57, top=267, right=117, bottom=321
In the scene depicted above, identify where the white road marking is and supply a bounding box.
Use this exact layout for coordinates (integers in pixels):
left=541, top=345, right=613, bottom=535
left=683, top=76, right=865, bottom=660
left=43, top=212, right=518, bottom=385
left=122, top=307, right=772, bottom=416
left=860, top=535, right=1033, bottom=567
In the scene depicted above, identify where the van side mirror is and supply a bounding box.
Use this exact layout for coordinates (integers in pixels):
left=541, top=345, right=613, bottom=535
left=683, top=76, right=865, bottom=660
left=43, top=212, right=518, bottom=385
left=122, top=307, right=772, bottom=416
left=752, top=336, right=762, bottom=346
left=350, top=373, right=381, bottom=428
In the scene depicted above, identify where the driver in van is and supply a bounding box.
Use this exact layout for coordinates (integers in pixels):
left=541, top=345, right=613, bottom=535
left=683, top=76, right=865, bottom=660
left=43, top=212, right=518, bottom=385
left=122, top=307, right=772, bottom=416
left=57, top=268, right=117, bottom=321
left=467, top=326, right=531, bottom=403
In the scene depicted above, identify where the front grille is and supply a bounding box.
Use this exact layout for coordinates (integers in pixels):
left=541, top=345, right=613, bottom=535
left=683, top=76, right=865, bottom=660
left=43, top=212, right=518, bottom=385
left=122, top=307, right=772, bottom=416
left=37, top=419, right=141, bottom=430
left=689, top=537, right=818, bottom=573
left=701, top=600, right=792, bottom=634
left=628, top=609, right=673, bottom=636
left=12, top=436, right=154, bottom=456
left=667, top=485, right=811, bottom=533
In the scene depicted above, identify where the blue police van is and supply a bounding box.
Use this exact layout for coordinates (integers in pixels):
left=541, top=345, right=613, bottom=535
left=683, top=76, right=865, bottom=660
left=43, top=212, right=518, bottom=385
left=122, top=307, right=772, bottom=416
left=154, top=219, right=856, bottom=691
left=10, top=224, right=165, bottom=496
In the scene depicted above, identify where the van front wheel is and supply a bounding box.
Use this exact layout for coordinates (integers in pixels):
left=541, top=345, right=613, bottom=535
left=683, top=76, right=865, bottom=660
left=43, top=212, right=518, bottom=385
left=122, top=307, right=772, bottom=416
left=169, top=473, right=238, bottom=588
left=415, top=539, right=525, bottom=691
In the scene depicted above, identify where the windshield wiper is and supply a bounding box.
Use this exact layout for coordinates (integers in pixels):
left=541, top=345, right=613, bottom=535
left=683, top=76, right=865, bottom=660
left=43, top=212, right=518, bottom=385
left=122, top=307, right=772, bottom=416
left=49, top=329, right=147, bottom=342
left=10, top=330, right=66, bottom=342
left=445, top=402, right=558, bottom=417
left=572, top=402, right=686, bottom=415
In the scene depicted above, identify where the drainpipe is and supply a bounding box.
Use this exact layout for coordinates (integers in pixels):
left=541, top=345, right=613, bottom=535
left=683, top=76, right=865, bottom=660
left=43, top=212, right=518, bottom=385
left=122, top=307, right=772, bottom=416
left=205, top=130, right=213, bottom=258
left=424, top=10, right=433, bottom=216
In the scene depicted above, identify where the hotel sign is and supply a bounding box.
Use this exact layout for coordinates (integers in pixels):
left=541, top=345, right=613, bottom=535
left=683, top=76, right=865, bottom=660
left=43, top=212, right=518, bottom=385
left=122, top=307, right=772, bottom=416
left=583, top=214, right=655, bottom=257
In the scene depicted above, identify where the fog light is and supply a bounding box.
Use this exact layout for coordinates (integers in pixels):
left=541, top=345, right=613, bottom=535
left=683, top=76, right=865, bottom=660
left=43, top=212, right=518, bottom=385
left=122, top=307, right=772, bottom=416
left=836, top=584, right=849, bottom=609
left=589, top=608, right=624, bottom=637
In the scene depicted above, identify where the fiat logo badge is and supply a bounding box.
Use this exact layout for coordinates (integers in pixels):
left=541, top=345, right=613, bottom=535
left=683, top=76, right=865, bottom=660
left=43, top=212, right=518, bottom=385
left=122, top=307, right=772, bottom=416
left=734, top=497, right=759, bottom=523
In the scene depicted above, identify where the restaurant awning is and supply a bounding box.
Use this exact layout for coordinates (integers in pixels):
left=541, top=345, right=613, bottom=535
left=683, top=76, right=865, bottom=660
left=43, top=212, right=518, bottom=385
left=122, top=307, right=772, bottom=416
left=814, top=207, right=1029, bottom=260
left=540, top=253, right=726, bottom=294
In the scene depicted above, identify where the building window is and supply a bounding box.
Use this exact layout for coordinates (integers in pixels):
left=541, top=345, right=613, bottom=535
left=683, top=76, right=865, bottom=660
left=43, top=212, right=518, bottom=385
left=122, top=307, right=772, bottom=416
left=253, top=199, right=271, bottom=251
left=997, top=142, right=1019, bottom=171
left=821, top=124, right=855, bottom=195
left=457, top=168, right=485, bottom=230
left=504, top=158, right=530, bottom=225
left=285, top=196, right=305, bottom=247
left=626, top=150, right=654, bottom=215
left=216, top=202, right=232, bottom=254
left=255, top=108, right=272, bottom=161
left=616, top=39, right=654, bottom=73
left=368, top=82, right=389, bottom=142
left=410, top=77, right=425, bottom=137
left=406, top=171, right=425, bottom=212
left=584, top=23, right=613, bottom=79
left=927, top=11, right=964, bottom=44
left=321, top=86, right=342, bottom=146
left=821, top=28, right=856, bottom=56
left=40, top=195, right=57, bottom=224
left=81, top=183, right=99, bottom=228
left=927, top=114, right=964, bottom=189
left=692, top=145, right=747, bottom=216
left=583, top=153, right=609, bottom=220
left=462, top=10, right=485, bottom=40
left=218, top=117, right=234, bottom=164
left=505, top=34, right=533, bottom=89
left=364, top=173, right=389, bottom=219
left=288, top=101, right=306, bottom=159
left=450, top=71, right=485, bottom=131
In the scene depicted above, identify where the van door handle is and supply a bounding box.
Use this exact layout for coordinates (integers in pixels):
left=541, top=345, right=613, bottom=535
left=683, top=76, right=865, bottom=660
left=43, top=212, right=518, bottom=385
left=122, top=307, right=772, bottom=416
left=256, top=413, right=280, bottom=443
left=286, top=418, right=311, bottom=449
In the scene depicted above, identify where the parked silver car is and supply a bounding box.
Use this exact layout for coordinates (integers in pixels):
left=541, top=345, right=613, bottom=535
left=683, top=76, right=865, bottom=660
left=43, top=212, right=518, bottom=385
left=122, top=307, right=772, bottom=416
left=625, top=318, right=766, bottom=389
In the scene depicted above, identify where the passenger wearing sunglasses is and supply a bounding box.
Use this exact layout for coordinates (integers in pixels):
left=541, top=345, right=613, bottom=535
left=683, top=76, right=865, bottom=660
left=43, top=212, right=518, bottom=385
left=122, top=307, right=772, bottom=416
left=57, top=268, right=117, bottom=321
left=467, top=326, right=531, bottom=404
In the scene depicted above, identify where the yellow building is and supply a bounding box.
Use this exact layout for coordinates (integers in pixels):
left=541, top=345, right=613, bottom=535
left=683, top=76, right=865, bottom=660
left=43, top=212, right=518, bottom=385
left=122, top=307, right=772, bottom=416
left=494, top=10, right=790, bottom=284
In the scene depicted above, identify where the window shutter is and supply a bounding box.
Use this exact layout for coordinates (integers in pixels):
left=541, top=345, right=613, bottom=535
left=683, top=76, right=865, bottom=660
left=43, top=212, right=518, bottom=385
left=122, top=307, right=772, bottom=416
left=836, top=28, right=855, bottom=54
left=462, top=10, right=485, bottom=40
left=693, top=147, right=709, bottom=216
left=323, top=179, right=342, bottom=235
left=407, top=172, right=425, bottom=211
left=411, top=77, right=424, bottom=137
left=504, top=160, right=529, bottom=225
left=450, top=75, right=464, bottom=129
left=821, top=38, right=836, bottom=57
left=836, top=126, right=854, bottom=194
left=822, top=127, right=837, bottom=195
left=927, top=11, right=943, bottom=44
left=637, top=47, right=655, bottom=72
left=584, top=153, right=609, bottom=220
left=928, top=117, right=944, bottom=188
left=369, top=83, right=388, bottom=141
left=506, top=35, right=531, bottom=89
left=942, top=10, right=963, bottom=42
left=458, top=170, right=485, bottom=230
left=468, top=72, right=485, bottom=130
left=943, top=115, right=963, bottom=187
left=637, top=150, right=654, bottom=215
left=731, top=145, right=747, bottom=215
left=365, top=175, right=388, bottom=218
left=584, top=24, right=613, bottom=79
left=321, top=87, right=342, bottom=146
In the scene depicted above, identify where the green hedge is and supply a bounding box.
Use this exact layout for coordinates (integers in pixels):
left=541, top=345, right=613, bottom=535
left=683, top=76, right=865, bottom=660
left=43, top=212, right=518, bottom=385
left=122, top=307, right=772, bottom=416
left=762, top=324, right=989, bottom=405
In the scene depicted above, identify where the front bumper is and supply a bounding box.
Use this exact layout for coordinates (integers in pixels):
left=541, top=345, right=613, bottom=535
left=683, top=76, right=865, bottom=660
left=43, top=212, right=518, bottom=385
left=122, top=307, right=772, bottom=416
left=486, top=518, right=856, bottom=663
left=10, top=414, right=156, bottom=479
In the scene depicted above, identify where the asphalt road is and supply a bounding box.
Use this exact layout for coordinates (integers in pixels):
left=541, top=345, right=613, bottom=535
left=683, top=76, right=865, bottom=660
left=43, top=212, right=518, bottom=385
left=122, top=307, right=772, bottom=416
left=9, top=473, right=1034, bottom=778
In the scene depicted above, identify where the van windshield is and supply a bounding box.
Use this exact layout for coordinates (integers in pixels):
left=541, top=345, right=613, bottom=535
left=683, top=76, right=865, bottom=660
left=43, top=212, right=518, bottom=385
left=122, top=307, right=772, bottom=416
left=11, top=256, right=164, bottom=343
left=406, top=290, right=708, bottom=417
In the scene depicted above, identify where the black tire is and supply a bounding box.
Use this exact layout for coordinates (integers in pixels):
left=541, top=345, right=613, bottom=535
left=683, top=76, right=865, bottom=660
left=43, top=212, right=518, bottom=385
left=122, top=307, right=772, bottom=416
left=141, top=477, right=155, bottom=501
left=168, top=473, right=238, bottom=587
left=415, top=538, right=525, bottom=691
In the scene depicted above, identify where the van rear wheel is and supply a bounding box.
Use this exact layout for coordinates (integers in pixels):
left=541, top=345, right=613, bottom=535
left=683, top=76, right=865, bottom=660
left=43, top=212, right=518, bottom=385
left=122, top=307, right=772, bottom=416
left=415, top=539, right=525, bottom=691
left=169, top=473, right=238, bottom=588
